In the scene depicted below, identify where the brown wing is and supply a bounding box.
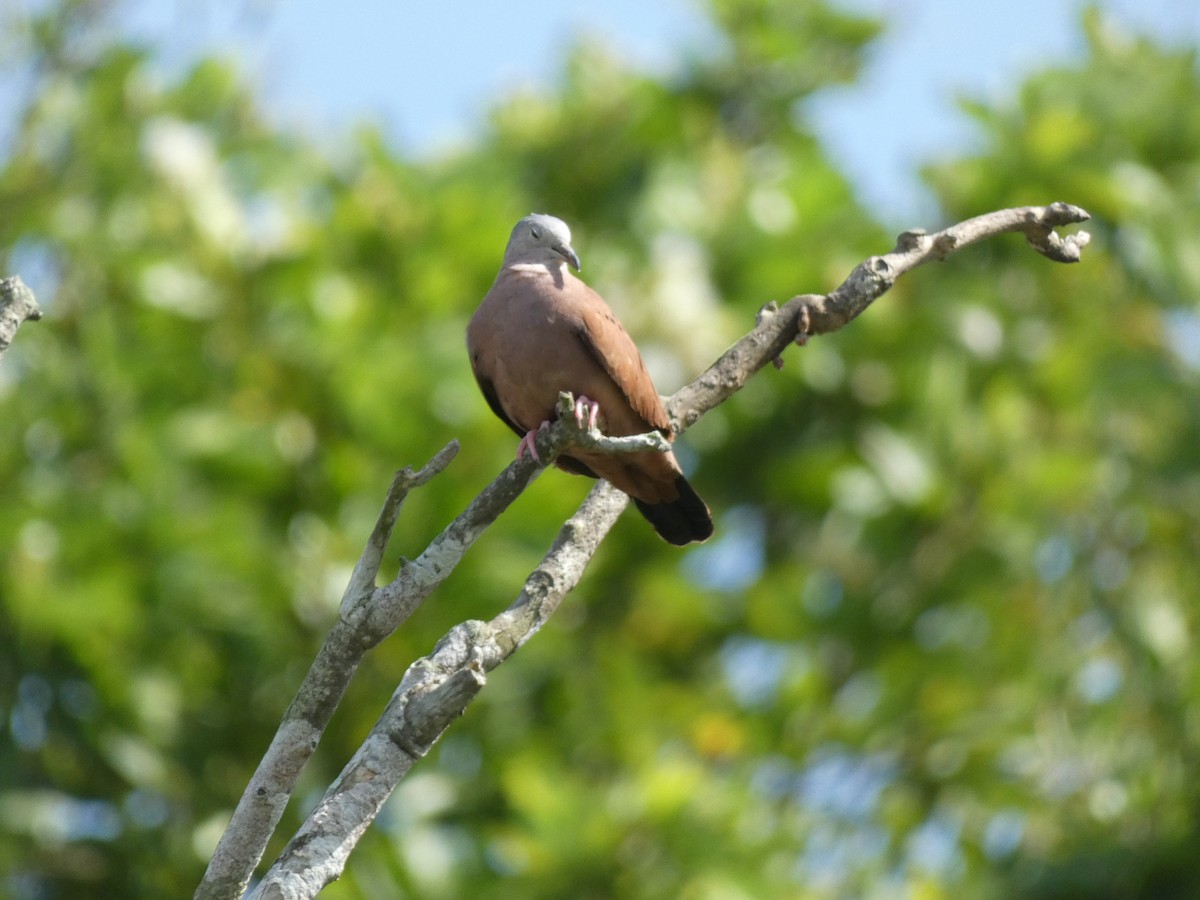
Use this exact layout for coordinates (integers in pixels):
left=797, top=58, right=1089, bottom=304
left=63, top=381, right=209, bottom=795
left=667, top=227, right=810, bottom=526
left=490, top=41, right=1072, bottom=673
left=470, top=362, right=524, bottom=439
left=572, top=287, right=672, bottom=436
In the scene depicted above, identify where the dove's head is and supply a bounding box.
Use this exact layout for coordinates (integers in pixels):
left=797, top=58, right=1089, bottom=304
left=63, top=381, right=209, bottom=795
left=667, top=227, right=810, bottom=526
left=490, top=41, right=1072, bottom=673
left=503, top=214, right=581, bottom=271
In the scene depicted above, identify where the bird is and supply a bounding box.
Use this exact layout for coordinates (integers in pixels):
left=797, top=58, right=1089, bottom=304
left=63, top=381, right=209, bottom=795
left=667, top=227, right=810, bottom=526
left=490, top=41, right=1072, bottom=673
left=467, top=213, right=713, bottom=545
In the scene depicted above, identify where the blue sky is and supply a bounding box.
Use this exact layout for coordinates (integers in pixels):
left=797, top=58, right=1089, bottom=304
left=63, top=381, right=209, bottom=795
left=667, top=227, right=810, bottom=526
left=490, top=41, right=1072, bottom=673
left=9, top=0, right=1200, bottom=223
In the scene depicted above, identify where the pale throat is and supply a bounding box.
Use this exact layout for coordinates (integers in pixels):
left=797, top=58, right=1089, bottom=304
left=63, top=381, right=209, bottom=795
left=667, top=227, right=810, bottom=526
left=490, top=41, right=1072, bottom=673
left=506, top=259, right=568, bottom=275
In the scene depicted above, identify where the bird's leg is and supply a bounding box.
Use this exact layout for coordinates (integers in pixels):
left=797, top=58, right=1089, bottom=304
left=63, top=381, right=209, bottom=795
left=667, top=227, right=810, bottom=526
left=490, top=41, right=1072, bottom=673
left=517, top=421, right=551, bottom=463
left=573, top=395, right=600, bottom=432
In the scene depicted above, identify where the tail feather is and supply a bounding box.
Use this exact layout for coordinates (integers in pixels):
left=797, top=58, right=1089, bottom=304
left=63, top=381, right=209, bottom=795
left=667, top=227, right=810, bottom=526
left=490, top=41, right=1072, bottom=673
left=634, top=474, right=713, bottom=545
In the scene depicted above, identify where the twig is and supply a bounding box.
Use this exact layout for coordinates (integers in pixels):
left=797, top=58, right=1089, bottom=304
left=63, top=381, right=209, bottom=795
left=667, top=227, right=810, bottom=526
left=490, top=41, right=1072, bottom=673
left=671, top=202, right=1091, bottom=424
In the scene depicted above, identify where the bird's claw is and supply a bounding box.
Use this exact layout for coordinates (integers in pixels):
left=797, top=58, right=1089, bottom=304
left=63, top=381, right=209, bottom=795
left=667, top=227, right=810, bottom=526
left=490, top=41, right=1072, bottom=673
left=573, top=395, right=600, bottom=432
left=517, top=421, right=551, bottom=463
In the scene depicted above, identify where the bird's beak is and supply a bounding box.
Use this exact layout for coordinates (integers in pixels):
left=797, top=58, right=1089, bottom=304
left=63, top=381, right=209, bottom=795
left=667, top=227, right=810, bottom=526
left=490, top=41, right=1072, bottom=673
left=555, top=243, right=581, bottom=271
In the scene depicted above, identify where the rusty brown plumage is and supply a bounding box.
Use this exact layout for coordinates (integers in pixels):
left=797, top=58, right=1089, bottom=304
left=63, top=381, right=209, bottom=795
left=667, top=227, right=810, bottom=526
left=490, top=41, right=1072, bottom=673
left=467, top=214, right=712, bottom=545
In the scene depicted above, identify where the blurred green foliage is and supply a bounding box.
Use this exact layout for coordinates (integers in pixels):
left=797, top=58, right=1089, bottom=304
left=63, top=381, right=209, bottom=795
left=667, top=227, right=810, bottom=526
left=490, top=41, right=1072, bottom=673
left=2, top=1, right=1199, bottom=898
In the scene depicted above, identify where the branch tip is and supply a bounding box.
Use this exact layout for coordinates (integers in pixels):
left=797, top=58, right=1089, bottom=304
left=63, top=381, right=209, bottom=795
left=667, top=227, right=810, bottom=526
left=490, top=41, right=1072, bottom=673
left=415, top=439, right=460, bottom=482
left=0, top=275, right=45, bottom=360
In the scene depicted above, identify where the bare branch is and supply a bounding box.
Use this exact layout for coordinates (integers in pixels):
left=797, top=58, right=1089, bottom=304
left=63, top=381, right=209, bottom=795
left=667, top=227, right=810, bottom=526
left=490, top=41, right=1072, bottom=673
left=343, top=441, right=461, bottom=605
left=670, top=202, right=1091, bottom=425
left=196, top=442, right=500, bottom=900
left=203, top=203, right=1091, bottom=899
left=248, top=482, right=628, bottom=899
left=0, top=276, right=44, bottom=361
left=196, top=403, right=661, bottom=899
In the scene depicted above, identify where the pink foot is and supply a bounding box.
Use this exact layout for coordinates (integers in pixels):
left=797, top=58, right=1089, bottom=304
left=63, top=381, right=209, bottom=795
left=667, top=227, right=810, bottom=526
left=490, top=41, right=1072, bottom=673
left=573, top=395, right=600, bottom=431
left=517, top=421, right=551, bottom=463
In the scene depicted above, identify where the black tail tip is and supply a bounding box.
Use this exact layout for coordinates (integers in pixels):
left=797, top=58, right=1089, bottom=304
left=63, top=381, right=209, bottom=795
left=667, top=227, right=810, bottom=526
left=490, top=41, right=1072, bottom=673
left=634, top=475, right=713, bottom=546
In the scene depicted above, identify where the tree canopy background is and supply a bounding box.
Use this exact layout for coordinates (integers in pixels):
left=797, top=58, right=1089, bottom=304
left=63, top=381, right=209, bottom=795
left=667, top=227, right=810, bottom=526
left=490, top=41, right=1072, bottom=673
left=2, top=1, right=1199, bottom=898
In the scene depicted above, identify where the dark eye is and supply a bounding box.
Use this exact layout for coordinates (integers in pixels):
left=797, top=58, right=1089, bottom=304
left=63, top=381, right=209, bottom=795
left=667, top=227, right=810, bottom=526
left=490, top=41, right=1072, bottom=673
left=530, top=226, right=542, bottom=240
